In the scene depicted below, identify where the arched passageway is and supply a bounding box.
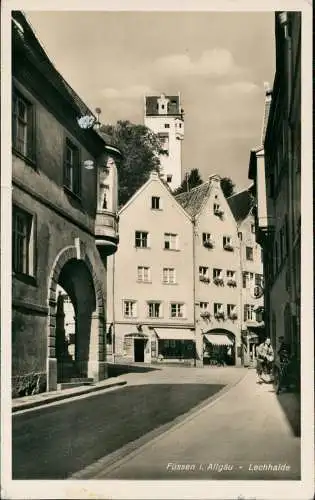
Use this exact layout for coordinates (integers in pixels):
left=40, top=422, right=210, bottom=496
left=47, top=246, right=105, bottom=391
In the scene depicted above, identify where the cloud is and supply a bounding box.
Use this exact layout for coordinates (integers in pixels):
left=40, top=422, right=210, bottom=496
left=216, top=81, right=261, bottom=96
left=154, top=49, right=242, bottom=78
left=101, top=85, right=157, bottom=100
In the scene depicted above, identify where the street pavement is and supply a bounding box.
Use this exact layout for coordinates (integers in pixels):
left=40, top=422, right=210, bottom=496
left=13, top=366, right=244, bottom=479
left=78, top=369, right=300, bottom=481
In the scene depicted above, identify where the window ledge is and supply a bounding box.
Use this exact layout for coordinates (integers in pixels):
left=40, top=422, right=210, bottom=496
left=134, top=246, right=151, bottom=250
left=162, top=282, right=178, bottom=285
left=12, top=148, right=36, bottom=169
left=13, top=272, right=37, bottom=287
left=63, top=186, right=82, bottom=202
left=136, top=280, right=152, bottom=284
left=163, top=248, right=180, bottom=252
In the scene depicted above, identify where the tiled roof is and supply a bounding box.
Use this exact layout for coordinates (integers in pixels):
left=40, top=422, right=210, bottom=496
left=227, top=189, right=254, bottom=224
left=145, top=95, right=181, bottom=116
left=12, top=11, right=94, bottom=119
left=175, top=182, right=212, bottom=217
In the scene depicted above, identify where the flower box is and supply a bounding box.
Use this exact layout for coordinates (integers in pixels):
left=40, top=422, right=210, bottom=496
left=214, top=312, right=225, bottom=321
left=214, top=208, right=224, bottom=218
left=213, top=277, right=224, bottom=286
left=199, top=275, right=210, bottom=283
left=203, top=240, right=214, bottom=249
left=224, top=243, right=234, bottom=252
left=227, top=279, right=237, bottom=287
left=200, top=311, right=211, bottom=319
left=229, top=313, right=238, bottom=320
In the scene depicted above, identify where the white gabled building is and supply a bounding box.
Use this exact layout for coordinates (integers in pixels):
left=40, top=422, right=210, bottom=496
left=106, top=171, right=195, bottom=365
left=176, top=175, right=242, bottom=366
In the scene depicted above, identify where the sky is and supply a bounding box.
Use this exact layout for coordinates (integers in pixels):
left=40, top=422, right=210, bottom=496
left=25, top=10, right=275, bottom=192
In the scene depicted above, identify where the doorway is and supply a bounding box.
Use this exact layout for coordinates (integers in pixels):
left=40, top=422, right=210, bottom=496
left=134, top=339, right=145, bottom=362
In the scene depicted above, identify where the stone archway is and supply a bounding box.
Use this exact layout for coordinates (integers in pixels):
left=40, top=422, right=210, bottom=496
left=47, top=244, right=105, bottom=391
left=203, top=328, right=236, bottom=366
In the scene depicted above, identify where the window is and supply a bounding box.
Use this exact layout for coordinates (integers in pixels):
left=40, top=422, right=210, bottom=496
left=227, top=304, right=236, bottom=316
left=244, top=304, right=255, bottom=321
left=137, top=266, right=150, bottom=282
left=214, top=303, right=224, bottom=314
left=170, top=303, right=184, bottom=318
left=200, top=302, right=209, bottom=310
left=164, top=233, right=178, bottom=250
left=123, top=300, right=137, bottom=318
left=163, top=267, right=176, bottom=284
left=227, top=270, right=235, bottom=279
left=135, top=231, right=149, bottom=248
left=199, top=266, right=209, bottom=277
left=213, top=203, right=220, bottom=213
left=202, top=233, right=212, bottom=243
left=12, top=206, right=34, bottom=276
left=255, top=273, right=263, bottom=286
left=223, top=236, right=231, bottom=246
left=157, top=132, right=169, bottom=154
left=213, top=268, right=222, bottom=279
left=164, top=123, right=170, bottom=128
left=242, top=272, right=254, bottom=288
left=64, top=139, right=81, bottom=196
left=246, top=247, right=253, bottom=261
left=238, top=231, right=243, bottom=241
left=166, top=174, right=172, bottom=183
left=251, top=224, right=255, bottom=234
left=12, top=90, right=35, bottom=161
left=151, top=196, right=161, bottom=210
left=148, top=301, right=162, bottom=318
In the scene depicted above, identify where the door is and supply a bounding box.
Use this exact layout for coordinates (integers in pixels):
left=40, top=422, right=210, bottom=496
left=134, top=339, right=145, bottom=362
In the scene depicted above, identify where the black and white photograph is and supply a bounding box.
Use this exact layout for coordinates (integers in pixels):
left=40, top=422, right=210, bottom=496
left=1, top=1, right=313, bottom=499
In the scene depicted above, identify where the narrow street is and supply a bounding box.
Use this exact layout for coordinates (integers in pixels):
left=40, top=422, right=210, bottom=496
left=12, top=366, right=300, bottom=481
left=12, top=366, right=243, bottom=479
left=73, top=368, right=300, bottom=481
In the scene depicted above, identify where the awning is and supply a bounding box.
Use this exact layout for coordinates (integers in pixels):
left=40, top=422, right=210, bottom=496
left=204, top=334, right=233, bottom=346
left=154, top=329, right=195, bottom=341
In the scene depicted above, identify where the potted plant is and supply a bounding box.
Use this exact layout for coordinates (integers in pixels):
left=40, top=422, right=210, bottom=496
left=203, top=239, right=214, bottom=249
left=214, top=311, right=225, bottom=321
left=229, top=312, right=238, bottom=321
left=213, top=277, right=224, bottom=286
left=199, top=275, right=210, bottom=283
left=215, top=207, right=224, bottom=218
left=227, top=278, right=237, bottom=287
left=200, top=310, right=211, bottom=320
left=224, top=242, right=234, bottom=251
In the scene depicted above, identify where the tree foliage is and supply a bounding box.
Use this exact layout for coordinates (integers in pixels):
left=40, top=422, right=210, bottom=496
left=100, top=120, right=164, bottom=206
left=173, top=168, right=203, bottom=195
left=220, top=177, right=236, bottom=198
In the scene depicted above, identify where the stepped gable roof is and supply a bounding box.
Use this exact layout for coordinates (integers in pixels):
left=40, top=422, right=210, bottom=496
left=175, top=182, right=212, bottom=217
left=227, top=188, right=254, bottom=224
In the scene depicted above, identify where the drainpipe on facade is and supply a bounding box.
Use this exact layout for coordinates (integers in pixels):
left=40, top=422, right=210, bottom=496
left=112, top=252, right=116, bottom=363
left=192, top=217, right=197, bottom=367
left=237, top=228, right=248, bottom=367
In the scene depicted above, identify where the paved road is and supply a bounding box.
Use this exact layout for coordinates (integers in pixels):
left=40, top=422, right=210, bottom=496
left=87, top=370, right=300, bottom=481
left=13, top=366, right=243, bottom=479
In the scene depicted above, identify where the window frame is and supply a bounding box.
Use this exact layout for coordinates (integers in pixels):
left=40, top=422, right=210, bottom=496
left=246, top=246, right=254, bottom=261
left=123, top=300, right=137, bottom=318
left=135, top=230, right=149, bottom=248
left=63, top=138, right=81, bottom=198
left=137, top=266, right=151, bottom=283
left=170, top=302, right=185, bottom=319
left=12, top=204, right=37, bottom=284
left=147, top=301, right=163, bottom=318
left=164, top=232, right=178, bottom=251
left=151, top=196, right=161, bottom=210
left=12, top=87, right=36, bottom=165
left=162, top=267, right=176, bottom=284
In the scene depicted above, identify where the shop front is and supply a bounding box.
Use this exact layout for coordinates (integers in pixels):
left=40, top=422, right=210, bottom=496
left=203, top=330, right=235, bottom=366
left=153, top=328, right=196, bottom=364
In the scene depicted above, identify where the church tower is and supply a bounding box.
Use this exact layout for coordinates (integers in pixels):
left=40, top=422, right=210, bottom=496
left=144, top=93, right=184, bottom=191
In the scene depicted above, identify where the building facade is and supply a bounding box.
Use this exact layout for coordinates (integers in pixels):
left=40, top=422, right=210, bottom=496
left=144, top=93, right=184, bottom=191
left=107, top=171, right=195, bottom=365
left=12, top=12, right=121, bottom=396
left=248, top=12, right=301, bottom=380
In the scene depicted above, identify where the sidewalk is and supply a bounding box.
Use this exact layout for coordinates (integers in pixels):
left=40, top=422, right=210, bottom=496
left=12, top=375, right=127, bottom=413
left=86, top=370, right=301, bottom=480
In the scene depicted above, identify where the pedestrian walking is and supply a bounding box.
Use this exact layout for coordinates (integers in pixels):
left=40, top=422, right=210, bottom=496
left=256, top=337, right=274, bottom=383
